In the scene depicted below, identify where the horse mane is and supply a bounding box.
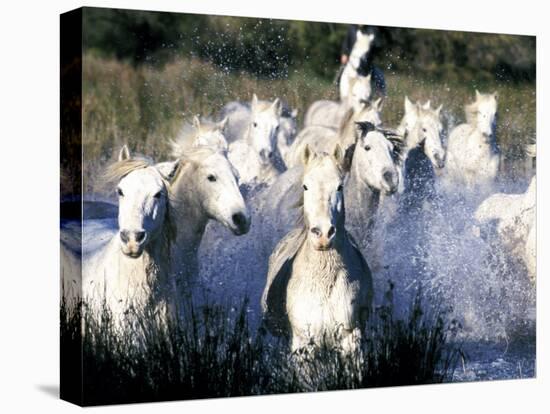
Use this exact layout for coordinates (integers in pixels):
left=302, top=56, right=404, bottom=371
left=253, top=100, right=277, bottom=113
left=168, top=145, right=226, bottom=197
left=177, top=144, right=220, bottom=164
left=171, top=118, right=222, bottom=158
left=377, top=127, right=406, bottom=165
left=100, top=157, right=153, bottom=190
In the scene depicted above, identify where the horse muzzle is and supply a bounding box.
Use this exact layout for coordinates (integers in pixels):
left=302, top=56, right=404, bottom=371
left=259, top=149, right=273, bottom=164
left=120, top=230, right=147, bottom=258
left=382, top=170, right=399, bottom=194
left=310, top=225, right=336, bottom=250
left=433, top=154, right=445, bottom=169
left=230, top=211, right=251, bottom=235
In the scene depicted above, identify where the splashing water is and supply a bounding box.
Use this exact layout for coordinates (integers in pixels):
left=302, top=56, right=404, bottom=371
left=195, top=168, right=535, bottom=380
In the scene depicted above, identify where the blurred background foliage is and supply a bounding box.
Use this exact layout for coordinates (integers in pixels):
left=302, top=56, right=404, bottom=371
left=83, top=7, right=535, bottom=82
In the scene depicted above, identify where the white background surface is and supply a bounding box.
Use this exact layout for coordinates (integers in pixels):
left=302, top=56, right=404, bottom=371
left=0, top=0, right=547, bottom=412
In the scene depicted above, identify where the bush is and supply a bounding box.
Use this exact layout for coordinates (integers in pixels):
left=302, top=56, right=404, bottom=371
left=60, top=287, right=460, bottom=405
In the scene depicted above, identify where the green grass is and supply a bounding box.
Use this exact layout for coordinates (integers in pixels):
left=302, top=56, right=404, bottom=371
left=81, top=53, right=535, bottom=194
left=60, top=286, right=459, bottom=406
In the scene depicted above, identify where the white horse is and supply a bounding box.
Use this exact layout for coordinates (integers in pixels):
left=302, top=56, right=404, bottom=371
left=442, top=90, right=499, bottom=200
left=304, top=75, right=375, bottom=129
left=171, top=115, right=229, bottom=154
left=221, top=94, right=284, bottom=188
left=397, top=97, right=445, bottom=208
left=340, top=30, right=386, bottom=100
left=167, top=145, right=251, bottom=297
left=343, top=121, right=404, bottom=270
left=262, top=144, right=373, bottom=353
left=474, top=175, right=536, bottom=283
left=82, top=146, right=181, bottom=327
left=340, top=30, right=376, bottom=100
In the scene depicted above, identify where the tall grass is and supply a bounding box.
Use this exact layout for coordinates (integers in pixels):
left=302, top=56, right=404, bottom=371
left=81, top=53, right=535, bottom=195
left=60, top=286, right=460, bottom=406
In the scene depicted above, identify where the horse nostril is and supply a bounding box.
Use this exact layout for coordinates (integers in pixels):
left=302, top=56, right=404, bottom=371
left=135, top=231, right=146, bottom=243
left=327, top=226, right=336, bottom=238
left=232, top=213, right=245, bottom=227
left=383, top=170, right=396, bottom=186
left=310, top=227, right=322, bottom=237
left=120, top=230, right=129, bottom=244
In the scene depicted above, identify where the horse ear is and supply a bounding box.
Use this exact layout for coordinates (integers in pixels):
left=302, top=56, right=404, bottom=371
left=422, top=100, right=431, bottom=110
left=251, top=93, right=259, bottom=109
left=475, top=89, right=481, bottom=100
left=368, top=33, right=375, bottom=42
left=192, top=115, right=201, bottom=130
left=493, top=92, right=499, bottom=101
left=302, top=144, right=312, bottom=166
left=272, top=98, right=282, bottom=116
left=435, top=104, right=443, bottom=116
left=404, top=96, right=416, bottom=114
left=118, top=145, right=131, bottom=162
left=218, top=116, right=228, bottom=131
left=355, top=121, right=376, bottom=138
left=155, top=160, right=180, bottom=182
left=333, top=143, right=344, bottom=165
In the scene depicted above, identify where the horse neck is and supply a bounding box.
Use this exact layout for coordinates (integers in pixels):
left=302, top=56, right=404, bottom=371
left=110, top=233, right=171, bottom=296
left=348, top=157, right=381, bottom=224
left=298, top=227, right=350, bottom=288
left=344, top=61, right=358, bottom=77
left=244, top=123, right=253, bottom=146
left=171, top=169, right=209, bottom=273
left=400, top=126, right=420, bottom=165
left=470, top=125, right=497, bottom=152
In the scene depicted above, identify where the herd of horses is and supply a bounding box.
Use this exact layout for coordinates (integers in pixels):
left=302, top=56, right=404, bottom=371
left=61, top=29, right=536, bottom=354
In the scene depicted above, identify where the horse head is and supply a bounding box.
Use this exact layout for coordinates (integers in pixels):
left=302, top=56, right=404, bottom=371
left=175, top=146, right=251, bottom=236
left=403, top=98, right=445, bottom=169
left=108, top=146, right=179, bottom=258
left=468, top=90, right=498, bottom=140
left=352, top=122, right=402, bottom=195
left=349, top=30, right=375, bottom=71
left=301, top=144, right=346, bottom=251
left=248, top=94, right=282, bottom=165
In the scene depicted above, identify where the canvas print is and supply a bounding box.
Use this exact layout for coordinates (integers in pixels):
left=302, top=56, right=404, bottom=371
left=60, top=7, right=536, bottom=406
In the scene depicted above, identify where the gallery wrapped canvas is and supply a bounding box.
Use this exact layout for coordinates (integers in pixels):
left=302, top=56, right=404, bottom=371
left=60, top=6, right=536, bottom=406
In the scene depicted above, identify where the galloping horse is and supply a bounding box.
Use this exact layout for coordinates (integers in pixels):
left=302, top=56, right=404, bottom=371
left=262, top=144, right=373, bottom=353
left=443, top=90, right=499, bottom=201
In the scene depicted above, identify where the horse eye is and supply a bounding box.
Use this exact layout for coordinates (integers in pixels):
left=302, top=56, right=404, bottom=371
left=207, top=174, right=217, bottom=182
left=337, top=185, right=343, bottom=192
left=303, top=184, right=308, bottom=191
left=153, top=191, right=162, bottom=199
left=117, top=188, right=124, bottom=197
left=422, top=128, right=427, bottom=133
left=364, top=145, right=371, bottom=151
left=253, top=122, right=258, bottom=128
